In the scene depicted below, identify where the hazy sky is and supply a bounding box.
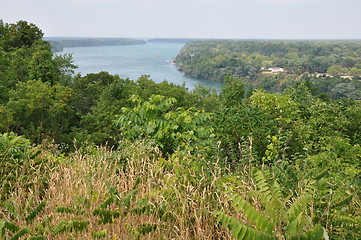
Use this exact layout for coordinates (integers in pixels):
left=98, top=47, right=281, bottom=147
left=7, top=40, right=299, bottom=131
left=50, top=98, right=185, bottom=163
left=1, top=0, right=360, bottom=39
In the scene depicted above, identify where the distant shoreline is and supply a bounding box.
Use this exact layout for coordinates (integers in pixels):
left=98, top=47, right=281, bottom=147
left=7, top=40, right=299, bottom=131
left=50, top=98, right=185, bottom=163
left=46, top=38, right=146, bottom=52
left=47, top=37, right=361, bottom=52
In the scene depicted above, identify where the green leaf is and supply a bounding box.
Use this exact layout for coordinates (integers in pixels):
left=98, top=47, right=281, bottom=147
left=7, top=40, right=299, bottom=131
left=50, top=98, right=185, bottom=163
left=9, top=227, right=29, bottom=240
left=25, top=201, right=46, bottom=223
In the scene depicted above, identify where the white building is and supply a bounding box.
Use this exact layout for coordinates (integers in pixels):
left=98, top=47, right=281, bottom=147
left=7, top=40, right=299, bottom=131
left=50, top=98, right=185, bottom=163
left=268, top=67, right=285, bottom=73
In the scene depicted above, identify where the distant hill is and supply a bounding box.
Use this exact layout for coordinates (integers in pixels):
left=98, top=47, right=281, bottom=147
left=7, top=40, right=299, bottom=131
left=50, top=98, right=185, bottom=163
left=147, top=38, right=203, bottom=43
left=45, top=37, right=146, bottom=52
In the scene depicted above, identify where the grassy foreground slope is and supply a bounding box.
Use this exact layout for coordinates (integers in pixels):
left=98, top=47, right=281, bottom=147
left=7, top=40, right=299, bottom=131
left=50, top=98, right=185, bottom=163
left=1, top=132, right=360, bottom=239
left=0, top=135, right=227, bottom=239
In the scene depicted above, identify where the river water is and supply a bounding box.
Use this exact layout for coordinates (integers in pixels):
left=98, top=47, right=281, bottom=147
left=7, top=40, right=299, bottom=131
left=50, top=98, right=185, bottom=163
left=60, top=42, right=222, bottom=91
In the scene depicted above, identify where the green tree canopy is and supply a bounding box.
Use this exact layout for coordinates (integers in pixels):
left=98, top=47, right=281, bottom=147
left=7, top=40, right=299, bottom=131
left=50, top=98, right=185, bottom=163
left=114, top=95, right=214, bottom=154
left=1, top=20, right=43, bottom=50
left=7, top=80, right=75, bottom=143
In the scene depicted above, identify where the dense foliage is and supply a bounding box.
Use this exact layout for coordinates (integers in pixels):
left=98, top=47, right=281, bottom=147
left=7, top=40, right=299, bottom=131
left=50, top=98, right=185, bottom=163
left=175, top=40, right=361, bottom=98
left=0, top=20, right=360, bottom=239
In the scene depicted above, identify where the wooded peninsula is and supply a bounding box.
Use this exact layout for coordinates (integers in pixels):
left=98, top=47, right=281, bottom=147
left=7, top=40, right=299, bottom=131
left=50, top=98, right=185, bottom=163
left=0, top=20, right=360, bottom=239
left=175, top=40, right=361, bottom=98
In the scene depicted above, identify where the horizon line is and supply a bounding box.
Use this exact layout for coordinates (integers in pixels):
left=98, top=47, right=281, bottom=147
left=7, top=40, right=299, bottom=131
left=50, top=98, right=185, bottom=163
left=44, top=36, right=361, bottom=41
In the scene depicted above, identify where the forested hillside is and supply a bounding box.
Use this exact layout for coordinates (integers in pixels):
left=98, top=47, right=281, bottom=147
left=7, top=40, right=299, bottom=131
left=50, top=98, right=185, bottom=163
left=0, top=20, right=360, bottom=239
left=175, top=40, right=361, bottom=98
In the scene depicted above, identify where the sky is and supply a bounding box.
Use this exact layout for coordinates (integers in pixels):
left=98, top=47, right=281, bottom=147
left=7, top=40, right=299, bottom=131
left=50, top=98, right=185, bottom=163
left=1, top=0, right=361, bottom=39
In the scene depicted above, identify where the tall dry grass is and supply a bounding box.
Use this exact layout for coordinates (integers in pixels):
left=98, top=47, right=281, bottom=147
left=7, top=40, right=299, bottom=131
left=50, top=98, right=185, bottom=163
left=2, top=140, right=233, bottom=239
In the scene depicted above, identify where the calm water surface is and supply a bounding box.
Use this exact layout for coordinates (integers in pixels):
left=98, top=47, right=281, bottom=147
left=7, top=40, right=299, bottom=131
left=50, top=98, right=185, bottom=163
left=61, top=42, right=222, bottom=91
